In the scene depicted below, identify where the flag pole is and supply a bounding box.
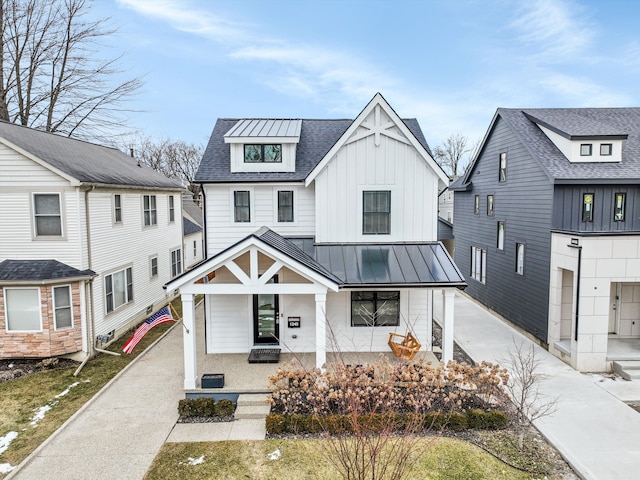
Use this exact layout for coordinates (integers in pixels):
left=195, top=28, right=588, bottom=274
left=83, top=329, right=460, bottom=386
left=169, top=301, right=190, bottom=334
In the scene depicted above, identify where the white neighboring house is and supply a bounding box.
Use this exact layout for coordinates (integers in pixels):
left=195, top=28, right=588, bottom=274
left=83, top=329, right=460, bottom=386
left=166, top=93, right=466, bottom=390
left=0, top=122, right=184, bottom=360
left=182, top=194, right=204, bottom=270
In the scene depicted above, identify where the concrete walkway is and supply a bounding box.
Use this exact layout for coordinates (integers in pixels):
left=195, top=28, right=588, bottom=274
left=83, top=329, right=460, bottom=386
left=8, top=292, right=640, bottom=479
left=439, top=292, right=640, bottom=480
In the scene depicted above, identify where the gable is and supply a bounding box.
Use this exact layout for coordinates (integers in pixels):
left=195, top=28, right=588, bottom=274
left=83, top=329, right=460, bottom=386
left=0, top=143, right=73, bottom=187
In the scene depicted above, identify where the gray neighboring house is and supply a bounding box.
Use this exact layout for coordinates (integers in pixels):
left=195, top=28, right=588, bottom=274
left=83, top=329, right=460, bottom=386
left=0, top=121, right=184, bottom=359
left=451, top=107, right=640, bottom=373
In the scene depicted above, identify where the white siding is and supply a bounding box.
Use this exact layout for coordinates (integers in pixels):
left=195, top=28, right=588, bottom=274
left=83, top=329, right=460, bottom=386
left=184, top=231, right=204, bottom=269
left=314, top=124, right=440, bottom=243
left=204, top=182, right=315, bottom=254
left=0, top=144, right=69, bottom=187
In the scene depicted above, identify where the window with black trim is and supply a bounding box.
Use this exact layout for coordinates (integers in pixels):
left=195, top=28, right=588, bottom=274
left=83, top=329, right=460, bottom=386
left=113, top=194, right=122, bottom=223
left=474, top=195, right=479, bottom=215
left=487, top=195, right=494, bottom=216
left=105, top=267, right=133, bottom=314
left=53, top=285, right=72, bottom=329
left=600, top=144, right=612, bottom=156
left=614, top=193, right=626, bottom=221
left=143, top=195, right=157, bottom=226
left=244, top=144, right=282, bottom=163
left=363, top=191, right=390, bottom=234
left=351, top=291, right=400, bottom=327
left=499, top=152, right=507, bottom=182
left=278, top=190, right=294, bottom=222
left=171, top=248, right=182, bottom=278
left=33, top=193, right=62, bottom=236
left=582, top=193, right=594, bottom=222
left=516, top=243, right=525, bottom=275
left=234, top=191, right=251, bottom=222
left=168, top=195, right=175, bottom=223
left=580, top=144, right=592, bottom=156
left=470, top=246, right=486, bottom=284
left=497, top=221, right=505, bottom=250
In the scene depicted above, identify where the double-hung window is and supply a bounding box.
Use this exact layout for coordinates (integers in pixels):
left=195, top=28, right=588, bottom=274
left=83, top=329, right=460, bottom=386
left=53, top=285, right=73, bottom=329
left=278, top=190, right=294, bottom=222
left=171, top=248, right=182, bottom=278
left=244, top=144, right=282, bottom=163
left=143, top=195, right=157, bottom=226
left=582, top=193, right=594, bottom=222
left=33, top=193, right=62, bottom=236
left=150, top=256, right=158, bottom=277
left=614, top=193, right=626, bottom=221
left=234, top=191, right=251, bottom=222
left=363, top=191, right=390, bottom=234
left=470, top=246, right=486, bottom=284
left=113, top=194, right=122, bottom=224
left=168, top=195, right=175, bottom=223
left=105, top=267, right=133, bottom=314
left=351, top=291, right=400, bottom=327
left=4, top=287, right=41, bottom=331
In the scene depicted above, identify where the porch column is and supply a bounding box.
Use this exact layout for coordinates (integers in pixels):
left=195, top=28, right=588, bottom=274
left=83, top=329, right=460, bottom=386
left=315, top=292, right=327, bottom=369
left=181, top=294, right=198, bottom=389
left=441, top=289, right=455, bottom=364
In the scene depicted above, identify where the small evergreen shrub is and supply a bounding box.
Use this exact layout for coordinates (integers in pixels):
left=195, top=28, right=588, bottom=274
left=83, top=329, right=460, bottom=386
left=214, top=398, right=236, bottom=417
left=265, top=414, right=286, bottom=434
left=178, top=397, right=236, bottom=419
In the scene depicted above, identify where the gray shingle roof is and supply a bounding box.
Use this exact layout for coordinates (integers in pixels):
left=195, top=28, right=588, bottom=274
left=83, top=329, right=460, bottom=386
left=0, top=121, right=182, bottom=189
left=183, top=217, right=202, bottom=236
left=196, top=118, right=433, bottom=183
left=496, top=108, right=640, bottom=182
left=0, top=259, right=95, bottom=283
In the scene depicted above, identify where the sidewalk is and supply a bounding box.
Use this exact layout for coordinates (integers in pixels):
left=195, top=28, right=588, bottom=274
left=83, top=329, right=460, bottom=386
left=438, top=292, right=640, bottom=480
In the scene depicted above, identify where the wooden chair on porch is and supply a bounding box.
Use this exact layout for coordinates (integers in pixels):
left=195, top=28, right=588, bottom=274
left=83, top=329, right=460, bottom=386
left=388, top=331, right=421, bottom=361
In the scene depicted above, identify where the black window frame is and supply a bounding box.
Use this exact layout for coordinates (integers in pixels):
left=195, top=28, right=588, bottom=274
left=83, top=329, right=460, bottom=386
left=351, top=291, right=400, bottom=327
left=499, top=152, right=507, bottom=182
left=614, top=192, right=626, bottom=222
left=234, top=191, right=251, bottom=223
left=362, top=190, right=391, bottom=235
left=244, top=144, right=282, bottom=163
left=277, top=190, right=294, bottom=222
left=600, top=143, right=612, bottom=156
left=580, top=144, right=592, bottom=156
left=487, top=195, right=494, bottom=216
left=582, top=193, right=594, bottom=222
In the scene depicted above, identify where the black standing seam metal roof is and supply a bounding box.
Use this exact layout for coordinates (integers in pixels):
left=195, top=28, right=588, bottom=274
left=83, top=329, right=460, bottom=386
left=0, top=259, right=96, bottom=283
left=196, top=118, right=433, bottom=184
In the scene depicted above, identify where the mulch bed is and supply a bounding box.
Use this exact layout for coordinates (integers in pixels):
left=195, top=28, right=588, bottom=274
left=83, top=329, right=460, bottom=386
left=0, top=358, right=79, bottom=383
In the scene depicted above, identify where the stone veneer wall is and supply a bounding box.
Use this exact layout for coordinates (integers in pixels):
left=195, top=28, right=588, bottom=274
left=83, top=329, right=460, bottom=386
left=0, top=283, right=83, bottom=358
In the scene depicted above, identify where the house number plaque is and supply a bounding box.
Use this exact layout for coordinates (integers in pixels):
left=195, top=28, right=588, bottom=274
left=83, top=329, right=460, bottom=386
left=288, top=317, right=301, bottom=328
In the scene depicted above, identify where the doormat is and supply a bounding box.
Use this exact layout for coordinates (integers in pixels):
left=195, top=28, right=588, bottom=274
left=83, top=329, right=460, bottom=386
left=248, top=348, right=281, bottom=364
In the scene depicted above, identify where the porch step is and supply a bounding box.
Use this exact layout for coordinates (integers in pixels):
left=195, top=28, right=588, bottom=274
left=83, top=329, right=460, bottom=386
left=235, top=393, right=271, bottom=419
left=613, top=361, right=640, bottom=380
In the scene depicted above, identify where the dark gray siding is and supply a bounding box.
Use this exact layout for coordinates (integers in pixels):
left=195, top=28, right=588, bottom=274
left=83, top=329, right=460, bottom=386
left=552, top=185, right=640, bottom=232
left=453, top=116, right=554, bottom=341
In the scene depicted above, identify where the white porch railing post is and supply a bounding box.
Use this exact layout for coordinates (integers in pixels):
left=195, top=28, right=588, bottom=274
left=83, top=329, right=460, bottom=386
left=181, top=294, right=197, bottom=389
left=315, top=292, right=327, bottom=369
left=441, top=289, right=455, bottom=364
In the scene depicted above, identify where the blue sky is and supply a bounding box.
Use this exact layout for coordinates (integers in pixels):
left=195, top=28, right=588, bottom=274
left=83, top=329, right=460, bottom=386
left=96, top=0, right=640, bottom=150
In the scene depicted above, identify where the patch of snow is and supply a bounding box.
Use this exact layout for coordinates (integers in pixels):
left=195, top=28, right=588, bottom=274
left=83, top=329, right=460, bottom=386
left=187, top=456, right=204, bottom=465
left=267, top=448, right=281, bottom=461
left=30, top=403, right=56, bottom=426
left=589, top=373, right=625, bottom=384
left=0, top=431, right=18, bottom=455
left=55, top=382, right=80, bottom=398
left=0, top=463, right=15, bottom=474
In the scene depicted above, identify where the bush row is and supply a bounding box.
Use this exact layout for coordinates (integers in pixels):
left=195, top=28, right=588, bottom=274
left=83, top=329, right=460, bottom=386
left=178, top=397, right=236, bottom=418
left=265, top=408, right=509, bottom=435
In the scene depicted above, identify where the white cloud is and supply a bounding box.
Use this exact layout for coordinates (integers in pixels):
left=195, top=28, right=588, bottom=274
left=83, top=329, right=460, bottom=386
left=537, top=73, right=631, bottom=106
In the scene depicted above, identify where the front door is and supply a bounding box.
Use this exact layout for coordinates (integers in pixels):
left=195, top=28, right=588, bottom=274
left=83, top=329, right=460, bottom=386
left=253, top=275, right=279, bottom=345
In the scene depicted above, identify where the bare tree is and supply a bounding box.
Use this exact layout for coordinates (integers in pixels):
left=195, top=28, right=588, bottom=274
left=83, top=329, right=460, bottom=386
left=433, top=133, right=479, bottom=178
left=501, top=341, right=559, bottom=450
left=128, top=136, right=204, bottom=200
left=0, top=0, right=142, bottom=141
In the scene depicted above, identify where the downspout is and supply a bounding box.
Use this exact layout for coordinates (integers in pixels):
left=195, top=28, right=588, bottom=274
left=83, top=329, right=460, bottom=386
left=574, top=246, right=582, bottom=342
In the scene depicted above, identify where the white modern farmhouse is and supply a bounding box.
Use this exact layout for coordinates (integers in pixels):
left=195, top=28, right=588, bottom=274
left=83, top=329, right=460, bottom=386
left=166, top=94, right=466, bottom=389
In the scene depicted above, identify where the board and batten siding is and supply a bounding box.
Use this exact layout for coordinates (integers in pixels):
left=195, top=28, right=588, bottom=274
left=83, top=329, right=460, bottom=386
left=313, top=131, right=440, bottom=243
left=453, top=116, right=554, bottom=341
left=87, top=189, right=183, bottom=337
left=204, top=182, right=315, bottom=255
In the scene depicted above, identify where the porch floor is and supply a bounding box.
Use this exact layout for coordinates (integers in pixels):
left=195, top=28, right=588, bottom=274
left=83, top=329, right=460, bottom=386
left=608, top=337, right=640, bottom=361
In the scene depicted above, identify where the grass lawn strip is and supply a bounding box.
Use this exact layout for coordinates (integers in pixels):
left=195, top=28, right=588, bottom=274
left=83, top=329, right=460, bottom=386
left=144, top=438, right=537, bottom=480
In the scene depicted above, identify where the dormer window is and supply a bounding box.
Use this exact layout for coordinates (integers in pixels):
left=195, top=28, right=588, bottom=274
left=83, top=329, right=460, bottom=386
left=244, top=144, right=282, bottom=163
left=580, top=144, right=592, bottom=156
left=600, top=143, right=612, bottom=156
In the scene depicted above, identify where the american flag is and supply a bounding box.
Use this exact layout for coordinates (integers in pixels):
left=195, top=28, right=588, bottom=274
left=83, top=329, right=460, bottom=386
left=122, top=306, right=174, bottom=354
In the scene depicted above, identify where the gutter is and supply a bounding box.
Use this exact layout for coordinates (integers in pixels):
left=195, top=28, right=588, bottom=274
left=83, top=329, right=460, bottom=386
left=567, top=241, right=582, bottom=342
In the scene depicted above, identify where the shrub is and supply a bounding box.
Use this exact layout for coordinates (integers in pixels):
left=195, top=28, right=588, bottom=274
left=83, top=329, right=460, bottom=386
left=214, top=398, right=236, bottom=417
left=178, top=397, right=216, bottom=417
left=482, top=409, right=509, bottom=429
left=266, top=414, right=286, bottom=434
left=285, top=413, right=307, bottom=434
